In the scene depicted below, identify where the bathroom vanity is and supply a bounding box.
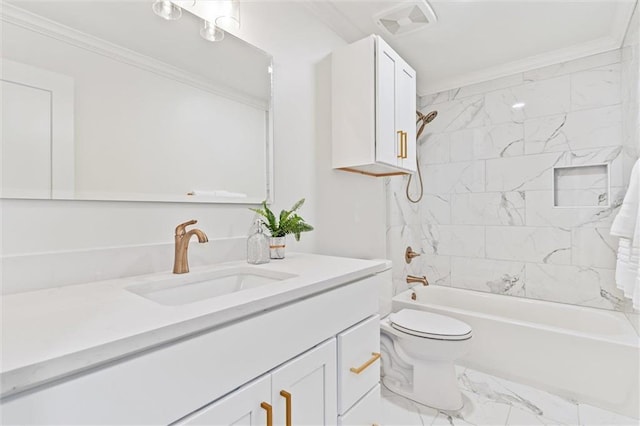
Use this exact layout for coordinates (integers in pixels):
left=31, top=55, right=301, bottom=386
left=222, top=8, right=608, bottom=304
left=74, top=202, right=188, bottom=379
left=1, top=254, right=387, bottom=425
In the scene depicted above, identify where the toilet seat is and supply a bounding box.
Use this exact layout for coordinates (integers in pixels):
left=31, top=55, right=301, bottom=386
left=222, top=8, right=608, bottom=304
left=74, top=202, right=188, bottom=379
left=389, top=309, right=472, bottom=341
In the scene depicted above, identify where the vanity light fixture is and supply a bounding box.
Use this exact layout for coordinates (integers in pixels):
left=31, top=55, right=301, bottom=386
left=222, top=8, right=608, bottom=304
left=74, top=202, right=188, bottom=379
left=512, top=102, right=526, bottom=109
left=154, top=1, right=240, bottom=42
left=198, top=0, right=240, bottom=41
left=152, top=0, right=182, bottom=20
left=200, top=20, right=224, bottom=42
left=213, top=0, right=240, bottom=31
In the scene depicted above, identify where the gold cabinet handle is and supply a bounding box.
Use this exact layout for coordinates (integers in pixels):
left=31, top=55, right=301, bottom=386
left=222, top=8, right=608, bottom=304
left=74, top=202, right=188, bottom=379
left=402, top=132, right=409, bottom=158
left=350, top=352, right=381, bottom=374
left=403, top=131, right=408, bottom=158
left=397, top=130, right=404, bottom=158
left=403, top=131, right=407, bottom=158
left=260, top=402, right=273, bottom=426
left=280, top=390, right=292, bottom=426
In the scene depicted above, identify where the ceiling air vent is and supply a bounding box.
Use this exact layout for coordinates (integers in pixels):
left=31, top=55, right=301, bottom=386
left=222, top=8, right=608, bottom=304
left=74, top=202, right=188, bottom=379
left=374, top=1, right=437, bottom=37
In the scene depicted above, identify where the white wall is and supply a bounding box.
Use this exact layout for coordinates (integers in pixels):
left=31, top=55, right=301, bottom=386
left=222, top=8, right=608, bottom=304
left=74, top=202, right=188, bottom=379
left=1, top=2, right=387, bottom=290
left=235, top=2, right=387, bottom=260
left=313, top=53, right=387, bottom=260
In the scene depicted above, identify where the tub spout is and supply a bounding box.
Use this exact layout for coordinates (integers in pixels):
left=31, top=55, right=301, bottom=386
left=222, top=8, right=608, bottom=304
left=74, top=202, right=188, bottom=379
left=407, top=275, right=429, bottom=286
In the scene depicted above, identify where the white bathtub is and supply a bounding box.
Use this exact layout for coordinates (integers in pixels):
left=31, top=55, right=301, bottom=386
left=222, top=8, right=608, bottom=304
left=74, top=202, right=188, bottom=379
left=393, top=286, right=640, bottom=419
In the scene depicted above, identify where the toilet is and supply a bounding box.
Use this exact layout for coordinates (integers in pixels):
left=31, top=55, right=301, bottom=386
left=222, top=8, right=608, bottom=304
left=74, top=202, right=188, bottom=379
left=380, top=308, right=472, bottom=411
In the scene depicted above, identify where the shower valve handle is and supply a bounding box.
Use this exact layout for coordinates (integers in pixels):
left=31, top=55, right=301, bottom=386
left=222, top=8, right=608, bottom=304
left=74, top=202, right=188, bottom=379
left=405, top=246, right=421, bottom=263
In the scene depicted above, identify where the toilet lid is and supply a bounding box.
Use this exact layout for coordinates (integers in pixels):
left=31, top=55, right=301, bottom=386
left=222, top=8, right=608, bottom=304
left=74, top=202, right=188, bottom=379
left=389, top=309, right=472, bottom=341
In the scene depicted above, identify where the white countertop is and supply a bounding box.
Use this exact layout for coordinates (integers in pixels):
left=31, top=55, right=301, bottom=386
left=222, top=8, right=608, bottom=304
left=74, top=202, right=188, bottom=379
left=1, top=253, right=388, bottom=398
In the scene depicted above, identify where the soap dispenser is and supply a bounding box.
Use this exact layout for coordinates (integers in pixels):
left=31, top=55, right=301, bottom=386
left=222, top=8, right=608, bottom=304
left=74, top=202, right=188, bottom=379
left=247, top=220, right=270, bottom=265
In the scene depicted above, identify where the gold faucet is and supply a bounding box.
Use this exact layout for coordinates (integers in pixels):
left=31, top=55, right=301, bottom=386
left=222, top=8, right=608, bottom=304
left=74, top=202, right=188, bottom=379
left=173, top=220, right=208, bottom=274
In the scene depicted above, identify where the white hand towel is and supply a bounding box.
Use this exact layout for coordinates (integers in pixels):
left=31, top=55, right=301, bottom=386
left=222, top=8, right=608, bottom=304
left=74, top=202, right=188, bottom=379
left=611, top=159, right=640, bottom=309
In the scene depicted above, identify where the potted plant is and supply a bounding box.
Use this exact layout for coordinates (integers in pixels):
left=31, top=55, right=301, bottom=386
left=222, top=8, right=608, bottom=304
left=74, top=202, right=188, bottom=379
left=250, top=198, right=314, bottom=259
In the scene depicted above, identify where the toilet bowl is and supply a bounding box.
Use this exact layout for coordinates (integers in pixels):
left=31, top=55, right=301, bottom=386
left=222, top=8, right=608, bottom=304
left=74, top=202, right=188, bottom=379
left=380, top=308, right=472, bottom=411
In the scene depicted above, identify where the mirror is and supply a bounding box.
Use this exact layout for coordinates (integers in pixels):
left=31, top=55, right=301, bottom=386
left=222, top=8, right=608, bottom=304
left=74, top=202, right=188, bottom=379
left=1, top=0, right=272, bottom=203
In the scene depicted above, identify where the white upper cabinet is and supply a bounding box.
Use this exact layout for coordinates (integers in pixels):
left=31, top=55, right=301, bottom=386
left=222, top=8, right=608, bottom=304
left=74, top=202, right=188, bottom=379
left=332, top=35, right=417, bottom=177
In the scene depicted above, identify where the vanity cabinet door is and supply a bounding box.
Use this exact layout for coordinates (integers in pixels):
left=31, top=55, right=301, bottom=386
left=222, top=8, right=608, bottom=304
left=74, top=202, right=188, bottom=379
left=338, top=384, right=381, bottom=426
left=176, top=375, right=271, bottom=426
left=271, top=339, right=338, bottom=426
left=337, top=315, right=380, bottom=414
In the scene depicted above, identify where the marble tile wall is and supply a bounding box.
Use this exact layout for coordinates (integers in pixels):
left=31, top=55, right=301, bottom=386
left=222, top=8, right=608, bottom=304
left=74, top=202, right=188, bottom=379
left=622, top=3, right=639, bottom=182
left=387, top=49, right=638, bottom=311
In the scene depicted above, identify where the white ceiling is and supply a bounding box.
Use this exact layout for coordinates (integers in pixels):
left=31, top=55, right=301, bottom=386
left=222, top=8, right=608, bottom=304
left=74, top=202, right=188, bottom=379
left=304, top=0, right=638, bottom=95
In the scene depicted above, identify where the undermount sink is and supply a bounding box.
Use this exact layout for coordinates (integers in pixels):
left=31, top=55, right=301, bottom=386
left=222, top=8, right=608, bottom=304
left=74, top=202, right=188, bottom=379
left=126, top=267, right=297, bottom=306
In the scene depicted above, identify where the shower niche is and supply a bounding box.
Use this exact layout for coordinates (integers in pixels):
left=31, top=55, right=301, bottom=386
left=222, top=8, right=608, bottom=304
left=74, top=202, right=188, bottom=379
left=553, top=164, right=610, bottom=208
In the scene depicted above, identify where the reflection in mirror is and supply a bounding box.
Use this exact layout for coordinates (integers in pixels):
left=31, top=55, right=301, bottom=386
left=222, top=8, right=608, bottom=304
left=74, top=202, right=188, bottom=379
left=1, top=0, right=272, bottom=203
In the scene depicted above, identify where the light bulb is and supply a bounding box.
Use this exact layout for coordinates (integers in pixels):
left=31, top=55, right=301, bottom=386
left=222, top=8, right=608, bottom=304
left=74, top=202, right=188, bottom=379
left=212, top=0, right=240, bottom=31
left=152, top=0, right=182, bottom=20
left=200, top=20, right=225, bottom=42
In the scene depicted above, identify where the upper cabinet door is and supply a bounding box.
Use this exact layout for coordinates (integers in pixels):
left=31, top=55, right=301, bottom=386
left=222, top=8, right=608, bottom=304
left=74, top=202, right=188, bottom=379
left=376, top=36, right=417, bottom=172
left=375, top=39, right=399, bottom=167
left=396, top=60, right=417, bottom=172
left=271, top=339, right=337, bottom=426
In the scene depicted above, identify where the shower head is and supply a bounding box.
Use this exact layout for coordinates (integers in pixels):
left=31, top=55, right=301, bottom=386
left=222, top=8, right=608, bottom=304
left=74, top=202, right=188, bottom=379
left=417, top=110, right=438, bottom=124
left=416, top=110, right=438, bottom=138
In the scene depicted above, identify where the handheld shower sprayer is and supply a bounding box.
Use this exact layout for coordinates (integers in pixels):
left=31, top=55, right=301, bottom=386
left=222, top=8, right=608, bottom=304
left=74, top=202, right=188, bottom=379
left=406, top=110, right=438, bottom=203
left=417, top=110, right=438, bottom=136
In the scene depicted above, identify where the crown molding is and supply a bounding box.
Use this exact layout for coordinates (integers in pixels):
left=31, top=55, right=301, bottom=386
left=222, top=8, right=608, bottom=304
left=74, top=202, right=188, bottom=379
left=418, top=35, right=621, bottom=96
left=304, top=0, right=636, bottom=97
left=0, top=2, right=268, bottom=110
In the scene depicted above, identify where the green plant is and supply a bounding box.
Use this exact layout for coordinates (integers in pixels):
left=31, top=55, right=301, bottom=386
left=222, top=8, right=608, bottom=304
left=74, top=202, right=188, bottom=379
left=250, top=198, right=314, bottom=241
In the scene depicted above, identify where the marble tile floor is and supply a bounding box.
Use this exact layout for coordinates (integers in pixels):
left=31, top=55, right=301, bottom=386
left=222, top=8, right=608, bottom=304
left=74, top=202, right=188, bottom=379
left=382, top=366, right=638, bottom=426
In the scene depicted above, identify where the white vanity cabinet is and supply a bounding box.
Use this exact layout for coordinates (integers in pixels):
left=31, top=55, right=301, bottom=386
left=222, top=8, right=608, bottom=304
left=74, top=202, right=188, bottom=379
left=337, top=315, right=382, bottom=426
left=271, top=339, right=337, bottom=425
left=177, top=374, right=271, bottom=425
left=332, top=34, right=417, bottom=177
left=1, top=273, right=382, bottom=425
left=178, top=340, right=337, bottom=426
left=339, top=385, right=382, bottom=426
